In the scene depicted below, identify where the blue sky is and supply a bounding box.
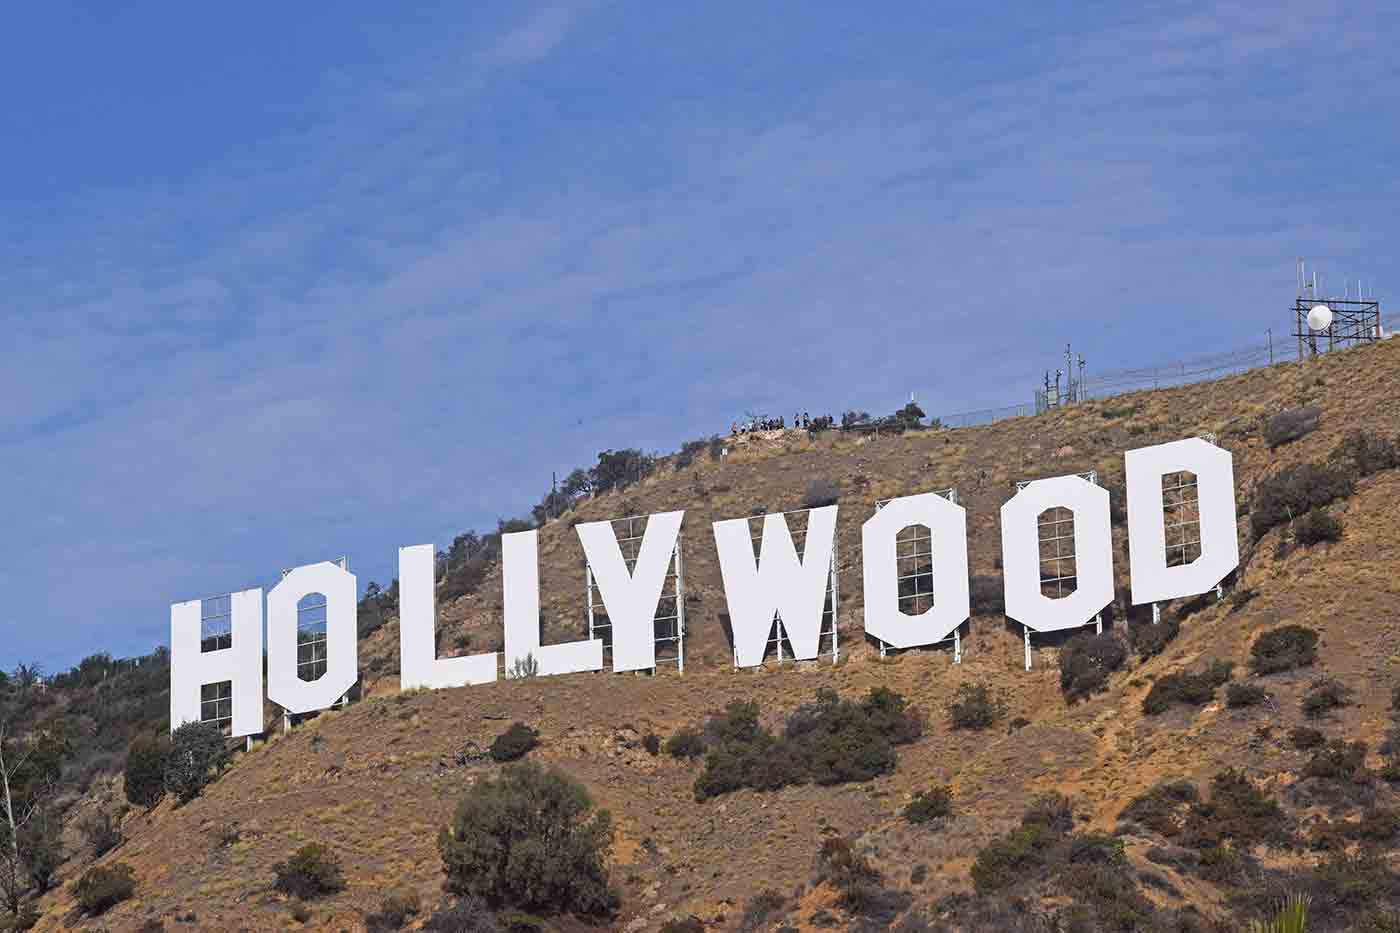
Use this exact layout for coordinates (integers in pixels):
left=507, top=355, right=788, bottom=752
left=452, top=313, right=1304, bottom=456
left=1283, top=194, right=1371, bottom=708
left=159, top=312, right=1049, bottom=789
left=3, top=1, right=1397, bottom=671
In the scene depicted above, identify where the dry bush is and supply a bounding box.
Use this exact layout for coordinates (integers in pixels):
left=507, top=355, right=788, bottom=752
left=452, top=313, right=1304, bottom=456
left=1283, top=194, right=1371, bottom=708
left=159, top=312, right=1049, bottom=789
left=1059, top=632, right=1127, bottom=702
left=1250, top=625, right=1319, bottom=675
left=1264, top=406, right=1321, bottom=448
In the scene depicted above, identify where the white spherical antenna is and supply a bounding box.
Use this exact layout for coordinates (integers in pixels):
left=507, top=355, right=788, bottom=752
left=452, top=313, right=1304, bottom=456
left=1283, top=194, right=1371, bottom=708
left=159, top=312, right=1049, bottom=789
left=1307, top=304, right=1333, bottom=331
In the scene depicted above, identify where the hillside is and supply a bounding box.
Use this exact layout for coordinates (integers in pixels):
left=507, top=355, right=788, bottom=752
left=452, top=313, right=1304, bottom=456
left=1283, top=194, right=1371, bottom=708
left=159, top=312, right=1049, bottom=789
left=21, top=336, right=1400, bottom=930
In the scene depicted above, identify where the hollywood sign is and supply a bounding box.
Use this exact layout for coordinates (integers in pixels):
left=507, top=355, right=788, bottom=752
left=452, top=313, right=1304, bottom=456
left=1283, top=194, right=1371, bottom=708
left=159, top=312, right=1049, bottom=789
left=171, top=438, right=1239, bottom=739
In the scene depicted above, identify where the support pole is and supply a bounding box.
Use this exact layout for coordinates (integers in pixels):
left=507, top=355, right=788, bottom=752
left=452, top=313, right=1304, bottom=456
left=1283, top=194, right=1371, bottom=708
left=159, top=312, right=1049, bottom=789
left=1023, top=625, right=1032, bottom=671
left=1095, top=613, right=1103, bottom=635
left=1152, top=602, right=1161, bottom=624
left=830, top=543, right=840, bottom=665
left=953, top=627, right=962, bottom=664
left=674, top=539, right=686, bottom=675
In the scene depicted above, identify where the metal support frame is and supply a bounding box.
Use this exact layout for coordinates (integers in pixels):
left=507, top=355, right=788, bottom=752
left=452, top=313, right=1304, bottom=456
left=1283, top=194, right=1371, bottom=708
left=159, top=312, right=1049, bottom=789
left=1293, top=296, right=1382, bottom=359
left=1017, top=471, right=1102, bottom=670
left=737, top=507, right=839, bottom=668
left=584, top=514, right=686, bottom=674
left=872, top=489, right=962, bottom=662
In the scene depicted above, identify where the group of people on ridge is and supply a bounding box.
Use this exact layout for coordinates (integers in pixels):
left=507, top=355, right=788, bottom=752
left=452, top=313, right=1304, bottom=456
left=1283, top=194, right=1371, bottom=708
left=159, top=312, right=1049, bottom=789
left=731, top=412, right=834, bottom=435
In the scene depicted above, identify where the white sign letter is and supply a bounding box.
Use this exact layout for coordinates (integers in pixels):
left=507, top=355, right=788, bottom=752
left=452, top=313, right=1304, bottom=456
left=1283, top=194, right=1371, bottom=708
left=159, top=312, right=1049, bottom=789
left=170, top=589, right=264, bottom=738
left=1126, top=438, right=1239, bottom=605
left=502, top=529, right=604, bottom=677
left=862, top=493, right=970, bottom=649
left=713, top=506, right=837, bottom=668
left=267, top=561, right=358, bottom=714
left=575, top=511, right=684, bottom=673
left=399, top=544, right=498, bottom=690
left=1000, top=476, right=1114, bottom=632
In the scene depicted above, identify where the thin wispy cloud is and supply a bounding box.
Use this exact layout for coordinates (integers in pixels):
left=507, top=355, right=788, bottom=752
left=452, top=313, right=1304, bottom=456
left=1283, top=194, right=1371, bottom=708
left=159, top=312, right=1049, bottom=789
left=1, top=0, right=1395, bottom=669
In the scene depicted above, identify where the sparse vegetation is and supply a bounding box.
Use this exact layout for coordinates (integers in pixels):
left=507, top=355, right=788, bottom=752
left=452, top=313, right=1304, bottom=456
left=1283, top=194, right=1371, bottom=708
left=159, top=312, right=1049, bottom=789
left=948, top=682, right=1007, bottom=731
left=1251, top=625, right=1319, bottom=675
left=489, top=722, right=540, bottom=762
left=272, top=843, right=345, bottom=899
left=440, top=762, right=615, bottom=915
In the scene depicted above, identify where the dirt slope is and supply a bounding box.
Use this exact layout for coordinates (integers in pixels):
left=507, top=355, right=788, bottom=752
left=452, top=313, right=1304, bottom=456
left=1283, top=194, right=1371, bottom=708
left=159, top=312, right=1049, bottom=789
left=33, top=337, right=1400, bottom=930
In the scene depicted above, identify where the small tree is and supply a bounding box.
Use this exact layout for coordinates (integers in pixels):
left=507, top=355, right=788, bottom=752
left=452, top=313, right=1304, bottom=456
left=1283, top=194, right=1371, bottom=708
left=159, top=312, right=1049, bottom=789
left=164, top=721, right=229, bottom=805
left=439, top=762, right=615, bottom=915
left=123, top=736, right=168, bottom=808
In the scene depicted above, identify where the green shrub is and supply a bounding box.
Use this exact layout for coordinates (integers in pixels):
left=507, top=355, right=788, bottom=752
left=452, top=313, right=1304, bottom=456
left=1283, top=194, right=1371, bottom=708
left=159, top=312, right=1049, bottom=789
left=1304, top=740, right=1369, bottom=783
left=1226, top=683, right=1270, bottom=709
left=422, top=897, right=499, bottom=932
left=489, top=723, right=539, bottom=762
left=0, top=906, right=40, bottom=930
left=803, top=479, right=841, bottom=509
left=1251, top=463, right=1354, bottom=538
left=1129, top=617, right=1180, bottom=660
left=123, top=735, right=168, bottom=808
left=272, top=843, right=345, bottom=899
left=1290, top=726, right=1326, bottom=750
left=78, top=809, right=123, bottom=857
left=1293, top=508, right=1342, bottom=546
left=1118, top=780, right=1198, bottom=838
left=739, top=889, right=785, bottom=932
left=968, top=575, right=1005, bottom=616
left=1142, top=662, right=1233, bottom=715
left=903, top=786, right=953, bottom=824
left=1058, top=632, right=1127, bottom=702
left=692, top=689, right=922, bottom=801
left=164, top=720, right=229, bottom=804
left=72, top=863, right=136, bottom=916
left=812, top=837, right=885, bottom=912
left=1264, top=406, right=1321, bottom=448
left=1331, top=430, right=1400, bottom=478
left=664, top=728, right=706, bottom=759
left=948, top=683, right=1007, bottom=731
left=1182, top=769, right=1290, bottom=850
left=439, top=762, right=615, bottom=915
left=970, top=823, right=1055, bottom=894
left=642, top=733, right=660, bottom=755
left=1302, top=677, right=1354, bottom=719
left=1250, top=626, right=1319, bottom=675
left=364, top=890, right=422, bottom=932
